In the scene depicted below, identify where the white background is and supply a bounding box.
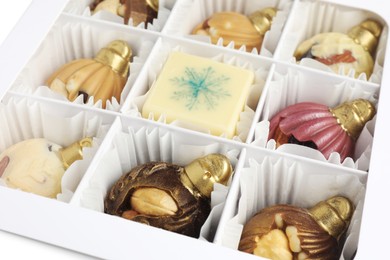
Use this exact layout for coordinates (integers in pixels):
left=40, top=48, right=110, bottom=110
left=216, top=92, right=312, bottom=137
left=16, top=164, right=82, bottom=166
left=0, top=1, right=92, bottom=259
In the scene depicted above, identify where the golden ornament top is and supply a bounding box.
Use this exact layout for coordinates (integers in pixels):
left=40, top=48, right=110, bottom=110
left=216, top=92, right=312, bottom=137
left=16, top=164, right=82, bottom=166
left=94, top=40, right=132, bottom=78
left=146, top=0, right=158, bottom=12
left=308, top=196, right=354, bottom=240
left=348, top=19, right=382, bottom=55
left=59, top=137, right=93, bottom=169
left=330, top=99, right=376, bottom=140
left=181, top=154, right=232, bottom=198
left=248, top=7, right=277, bottom=35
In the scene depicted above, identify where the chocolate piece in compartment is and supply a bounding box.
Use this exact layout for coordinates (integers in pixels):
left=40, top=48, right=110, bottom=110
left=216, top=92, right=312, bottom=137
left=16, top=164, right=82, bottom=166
left=46, top=40, right=132, bottom=109
left=268, top=99, right=376, bottom=161
left=294, top=19, right=382, bottom=78
left=192, top=7, right=277, bottom=52
left=104, top=154, right=232, bottom=238
left=0, top=137, right=92, bottom=198
left=141, top=51, right=254, bottom=139
left=239, top=196, right=354, bottom=260
left=91, top=0, right=158, bottom=27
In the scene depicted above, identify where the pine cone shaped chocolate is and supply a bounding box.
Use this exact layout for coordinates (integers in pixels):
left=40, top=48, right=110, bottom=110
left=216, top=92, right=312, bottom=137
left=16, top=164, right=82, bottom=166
left=46, top=40, right=132, bottom=108
left=268, top=99, right=375, bottom=161
left=239, top=196, right=354, bottom=260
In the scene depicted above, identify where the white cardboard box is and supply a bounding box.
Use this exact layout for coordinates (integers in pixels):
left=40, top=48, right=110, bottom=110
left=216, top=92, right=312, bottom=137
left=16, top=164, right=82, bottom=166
left=0, top=0, right=389, bottom=259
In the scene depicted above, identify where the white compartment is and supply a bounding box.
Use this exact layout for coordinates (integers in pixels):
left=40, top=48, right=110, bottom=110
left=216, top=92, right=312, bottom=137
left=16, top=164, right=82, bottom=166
left=120, top=37, right=271, bottom=142
left=163, top=0, right=292, bottom=56
left=218, top=146, right=366, bottom=260
left=10, top=14, right=157, bottom=111
left=64, top=0, right=174, bottom=31
left=0, top=0, right=390, bottom=259
left=0, top=95, right=114, bottom=202
left=252, top=64, right=379, bottom=170
left=70, top=115, right=242, bottom=242
left=275, top=0, right=388, bottom=82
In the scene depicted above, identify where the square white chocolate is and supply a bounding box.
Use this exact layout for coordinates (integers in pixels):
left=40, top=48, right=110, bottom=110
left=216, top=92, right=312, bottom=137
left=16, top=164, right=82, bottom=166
left=142, top=52, right=254, bottom=138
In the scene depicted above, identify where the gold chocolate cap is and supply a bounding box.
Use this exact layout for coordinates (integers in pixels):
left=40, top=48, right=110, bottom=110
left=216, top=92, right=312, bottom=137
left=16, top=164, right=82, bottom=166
left=146, top=0, right=159, bottom=12
left=59, top=137, right=93, bottom=169
left=348, top=19, right=382, bottom=55
left=248, top=7, right=277, bottom=35
left=308, top=196, right=354, bottom=240
left=330, top=99, right=376, bottom=140
left=94, top=40, right=132, bottom=78
left=182, top=154, right=232, bottom=198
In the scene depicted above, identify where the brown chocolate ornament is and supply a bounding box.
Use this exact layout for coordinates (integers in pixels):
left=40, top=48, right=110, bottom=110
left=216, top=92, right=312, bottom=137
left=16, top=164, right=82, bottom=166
left=104, top=154, right=232, bottom=237
left=192, top=7, right=276, bottom=51
left=91, top=0, right=158, bottom=26
left=239, top=196, right=353, bottom=260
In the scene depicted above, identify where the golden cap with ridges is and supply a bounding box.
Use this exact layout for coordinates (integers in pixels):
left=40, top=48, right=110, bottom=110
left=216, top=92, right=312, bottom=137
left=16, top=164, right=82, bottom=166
left=248, top=7, right=277, bottom=35
left=330, top=99, right=376, bottom=140
left=59, top=137, right=93, bottom=169
left=182, top=154, right=232, bottom=198
left=348, top=19, right=382, bottom=55
left=308, top=196, right=354, bottom=240
left=94, top=40, right=132, bottom=78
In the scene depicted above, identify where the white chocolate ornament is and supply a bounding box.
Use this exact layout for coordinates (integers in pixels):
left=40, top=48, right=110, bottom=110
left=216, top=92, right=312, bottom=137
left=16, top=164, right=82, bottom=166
left=0, top=138, right=92, bottom=198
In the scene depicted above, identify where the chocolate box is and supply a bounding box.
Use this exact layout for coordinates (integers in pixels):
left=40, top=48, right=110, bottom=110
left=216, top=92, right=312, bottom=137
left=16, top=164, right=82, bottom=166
left=0, top=0, right=389, bottom=259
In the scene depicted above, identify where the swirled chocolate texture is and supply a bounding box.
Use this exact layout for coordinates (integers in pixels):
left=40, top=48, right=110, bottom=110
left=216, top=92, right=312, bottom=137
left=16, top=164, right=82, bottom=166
left=104, top=162, right=210, bottom=238
left=239, top=205, right=340, bottom=260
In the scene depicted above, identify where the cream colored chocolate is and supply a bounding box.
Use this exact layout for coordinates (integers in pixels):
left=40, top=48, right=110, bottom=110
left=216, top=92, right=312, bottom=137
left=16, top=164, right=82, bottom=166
left=294, top=19, right=382, bottom=78
left=0, top=138, right=92, bottom=198
left=295, top=33, right=374, bottom=77
left=0, top=139, right=64, bottom=198
left=142, top=52, right=254, bottom=138
left=192, top=8, right=276, bottom=51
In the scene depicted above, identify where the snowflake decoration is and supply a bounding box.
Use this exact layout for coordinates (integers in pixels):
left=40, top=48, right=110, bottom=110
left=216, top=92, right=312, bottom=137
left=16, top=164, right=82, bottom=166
left=171, top=66, right=230, bottom=110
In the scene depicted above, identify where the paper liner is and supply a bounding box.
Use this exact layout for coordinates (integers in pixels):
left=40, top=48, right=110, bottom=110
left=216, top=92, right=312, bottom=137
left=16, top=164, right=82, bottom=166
left=220, top=156, right=366, bottom=260
left=162, top=0, right=292, bottom=56
left=276, top=0, right=387, bottom=82
left=0, top=97, right=110, bottom=202
left=252, top=68, right=378, bottom=170
left=75, top=122, right=240, bottom=241
left=122, top=42, right=268, bottom=142
left=10, top=20, right=154, bottom=112
left=64, top=0, right=172, bottom=32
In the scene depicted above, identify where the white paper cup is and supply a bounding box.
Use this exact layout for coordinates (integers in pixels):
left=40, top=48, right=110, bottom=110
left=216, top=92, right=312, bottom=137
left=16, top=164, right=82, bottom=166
left=275, top=0, right=387, bottom=82
left=121, top=38, right=270, bottom=142
left=71, top=116, right=241, bottom=241
left=252, top=64, right=378, bottom=170
left=10, top=15, right=155, bottom=111
left=163, top=0, right=292, bottom=56
left=0, top=96, right=112, bottom=202
left=218, top=149, right=366, bottom=260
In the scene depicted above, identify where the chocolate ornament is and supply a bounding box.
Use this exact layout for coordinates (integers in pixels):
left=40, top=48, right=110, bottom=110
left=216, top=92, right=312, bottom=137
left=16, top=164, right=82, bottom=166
left=192, top=7, right=277, bottom=51
left=239, top=196, right=354, bottom=260
left=46, top=40, right=132, bottom=109
left=90, top=0, right=158, bottom=26
left=268, top=99, right=375, bottom=161
left=104, top=154, right=232, bottom=237
left=0, top=137, right=92, bottom=198
left=294, top=19, right=382, bottom=78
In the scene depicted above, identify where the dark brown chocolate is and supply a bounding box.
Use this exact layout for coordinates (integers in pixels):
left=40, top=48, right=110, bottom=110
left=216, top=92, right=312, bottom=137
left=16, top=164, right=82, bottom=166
left=104, top=162, right=210, bottom=238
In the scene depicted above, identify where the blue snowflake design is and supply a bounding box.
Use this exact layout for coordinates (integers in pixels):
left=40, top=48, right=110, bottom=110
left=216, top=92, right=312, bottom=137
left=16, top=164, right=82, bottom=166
left=171, top=66, right=230, bottom=110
